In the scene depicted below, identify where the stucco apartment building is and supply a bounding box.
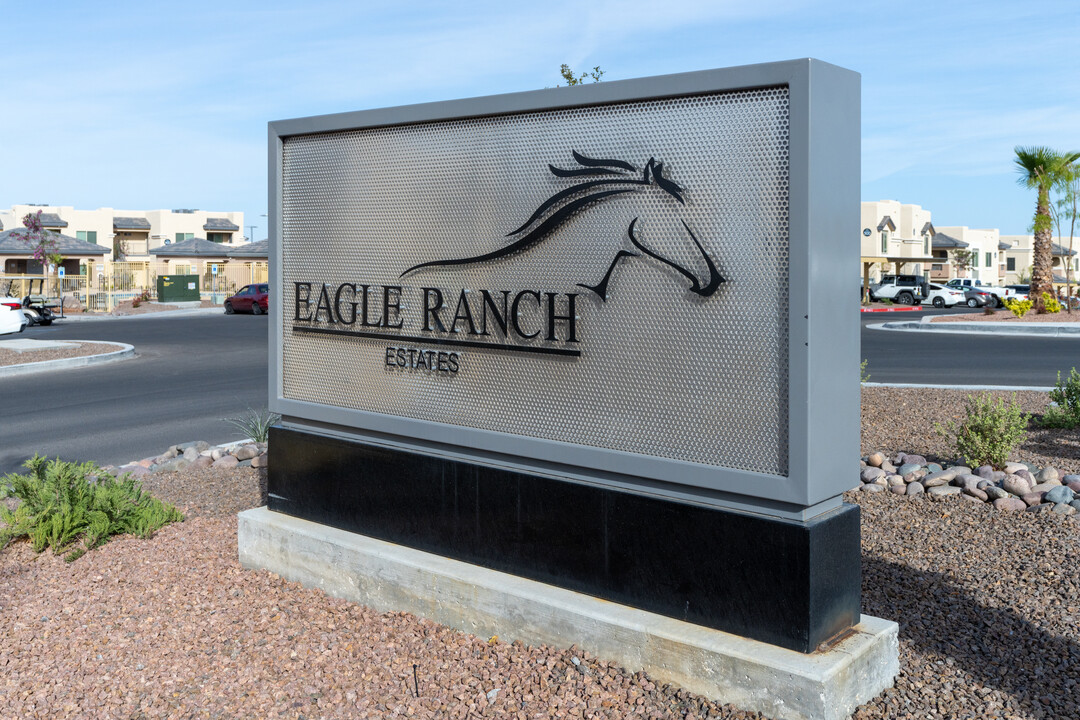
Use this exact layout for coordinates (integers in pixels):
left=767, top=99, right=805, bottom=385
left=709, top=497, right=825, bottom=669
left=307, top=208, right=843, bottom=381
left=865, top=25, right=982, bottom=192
left=998, top=235, right=1079, bottom=286
left=0, top=205, right=245, bottom=268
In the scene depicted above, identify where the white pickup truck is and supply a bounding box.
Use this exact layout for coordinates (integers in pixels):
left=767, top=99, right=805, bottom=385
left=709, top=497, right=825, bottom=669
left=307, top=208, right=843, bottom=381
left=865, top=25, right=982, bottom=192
left=944, top=278, right=1015, bottom=308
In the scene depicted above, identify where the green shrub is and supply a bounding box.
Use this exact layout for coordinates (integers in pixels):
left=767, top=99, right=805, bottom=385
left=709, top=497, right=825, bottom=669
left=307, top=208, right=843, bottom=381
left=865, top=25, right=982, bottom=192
left=224, top=406, right=280, bottom=443
left=860, top=359, right=870, bottom=383
left=1041, top=367, right=1080, bottom=428
left=1042, top=292, right=1062, bottom=313
left=1004, top=297, right=1033, bottom=318
left=0, top=455, right=184, bottom=562
left=936, top=393, right=1029, bottom=469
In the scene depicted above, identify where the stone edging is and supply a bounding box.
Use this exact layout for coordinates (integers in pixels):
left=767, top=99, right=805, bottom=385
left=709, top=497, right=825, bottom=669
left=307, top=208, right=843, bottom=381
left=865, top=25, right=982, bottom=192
left=0, top=341, right=135, bottom=377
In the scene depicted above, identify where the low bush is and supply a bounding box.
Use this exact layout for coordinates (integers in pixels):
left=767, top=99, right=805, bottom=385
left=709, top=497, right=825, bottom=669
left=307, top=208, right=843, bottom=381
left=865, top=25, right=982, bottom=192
left=1041, top=367, right=1080, bottom=428
left=860, top=359, right=870, bottom=383
left=1004, top=297, right=1033, bottom=318
left=936, top=393, right=1029, bottom=469
left=0, top=455, right=183, bottom=562
left=224, top=406, right=280, bottom=443
left=1042, top=292, right=1062, bottom=314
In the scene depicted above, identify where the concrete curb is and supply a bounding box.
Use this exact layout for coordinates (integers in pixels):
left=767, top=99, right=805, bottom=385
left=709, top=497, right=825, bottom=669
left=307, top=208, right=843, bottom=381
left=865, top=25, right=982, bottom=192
left=859, top=306, right=921, bottom=313
left=863, top=382, right=1055, bottom=392
left=869, top=320, right=1080, bottom=338
left=0, top=341, right=134, bottom=377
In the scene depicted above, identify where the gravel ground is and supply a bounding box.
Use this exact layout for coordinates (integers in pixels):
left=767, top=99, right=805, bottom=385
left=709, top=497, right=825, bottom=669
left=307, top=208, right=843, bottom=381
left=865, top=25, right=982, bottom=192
left=861, top=386, right=1080, bottom=472
left=0, top=341, right=123, bottom=367
left=3, top=395, right=1080, bottom=719
left=110, top=301, right=181, bottom=316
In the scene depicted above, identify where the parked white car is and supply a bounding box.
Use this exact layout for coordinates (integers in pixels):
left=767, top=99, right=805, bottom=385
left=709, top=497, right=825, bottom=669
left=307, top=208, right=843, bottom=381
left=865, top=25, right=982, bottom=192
left=944, top=278, right=1015, bottom=307
left=0, top=302, right=26, bottom=335
left=922, top=283, right=966, bottom=308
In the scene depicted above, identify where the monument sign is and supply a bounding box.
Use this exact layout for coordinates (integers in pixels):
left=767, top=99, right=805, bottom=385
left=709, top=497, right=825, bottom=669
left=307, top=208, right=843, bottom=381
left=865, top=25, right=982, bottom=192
left=242, top=61, right=896, bottom=717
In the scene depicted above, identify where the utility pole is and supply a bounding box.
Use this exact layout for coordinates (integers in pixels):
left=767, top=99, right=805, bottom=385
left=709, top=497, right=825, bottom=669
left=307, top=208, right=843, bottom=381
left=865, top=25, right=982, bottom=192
left=246, top=225, right=257, bottom=243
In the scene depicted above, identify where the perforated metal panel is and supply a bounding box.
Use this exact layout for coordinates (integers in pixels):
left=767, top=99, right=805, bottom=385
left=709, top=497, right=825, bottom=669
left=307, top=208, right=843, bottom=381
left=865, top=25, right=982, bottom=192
left=281, top=87, right=790, bottom=475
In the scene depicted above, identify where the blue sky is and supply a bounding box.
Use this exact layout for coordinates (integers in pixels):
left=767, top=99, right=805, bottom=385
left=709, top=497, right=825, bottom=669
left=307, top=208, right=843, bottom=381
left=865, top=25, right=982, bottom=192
left=1, top=0, right=1077, bottom=238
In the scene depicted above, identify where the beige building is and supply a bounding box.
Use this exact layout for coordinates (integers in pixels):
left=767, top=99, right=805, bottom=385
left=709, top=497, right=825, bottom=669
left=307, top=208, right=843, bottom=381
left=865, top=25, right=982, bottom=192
left=999, top=235, right=1080, bottom=286
left=859, top=201, right=936, bottom=287
left=931, top=226, right=1002, bottom=285
left=0, top=205, right=245, bottom=262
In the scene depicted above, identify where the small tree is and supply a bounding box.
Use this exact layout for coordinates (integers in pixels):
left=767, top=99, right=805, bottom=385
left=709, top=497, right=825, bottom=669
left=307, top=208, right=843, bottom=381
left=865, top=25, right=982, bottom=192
left=1053, top=153, right=1080, bottom=312
left=951, top=248, right=975, bottom=277
left=559, top=64, right=604, bottom=86
left=9, top=210, right=64, bottom=283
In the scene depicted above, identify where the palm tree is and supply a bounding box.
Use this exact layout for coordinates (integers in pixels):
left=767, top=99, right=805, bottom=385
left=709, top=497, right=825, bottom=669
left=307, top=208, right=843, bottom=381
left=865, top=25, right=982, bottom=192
left=1015, top=146, right=1068, bottom=312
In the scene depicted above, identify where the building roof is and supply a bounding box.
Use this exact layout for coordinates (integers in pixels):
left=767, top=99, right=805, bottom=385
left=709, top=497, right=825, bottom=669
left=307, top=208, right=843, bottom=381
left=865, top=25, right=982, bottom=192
left=998, top=242, right=1011, bottom=251
left=228, top=239, right=268, bottom=258
left=0, top=229, right=109, bottom=256
left=203, top=217, right=240, bottom=232
left=932, top=232, right=969, bottom=249
left=876, top=216, right=896, bottom=232
left=149, top=236, right=232, bottom=257
left=1052, top=242, right=1077, bottom=256
left=920, top=222, right=935, bottom=236
left=113, top=216, right=152, bottom=230
left=38, top=213, right=68, bottom=228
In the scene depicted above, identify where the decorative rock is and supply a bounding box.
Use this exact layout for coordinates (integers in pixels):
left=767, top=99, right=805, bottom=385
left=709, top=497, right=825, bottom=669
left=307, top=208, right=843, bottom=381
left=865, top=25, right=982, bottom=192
left=182, top=446, right=200, bottom=461
left=975, top=465, right=995, bottom=480
left=193, top=455, right=213, bottom=468
left=1021, top=492, right=1045, bottom=507
left=1066, top=480, right=1080, bottom=494
left=951, top=466, right=972, bottom=476
left=960, top=493, right=985, bottom=504
left=124, top=465, right=150, bottom=477
left=163, top=447, right=179, bottom=459
left=866, top=452, right=884, bottom=468
left=976, top=479, right=991, bottom=490
left=1003, top=462, right=1027, bottom=475
left=1036, top=467, right=1060, bottom=484
left=928, top=486, right=962, bottom=497
left=211, top=448, right=226, bottom=461
left=1062, top=474, right=1080, bottom=485
left=924, top=468, right=957, bottom=484
left=902, top=469, right=926, bottom=483
left=963, top=486, right=988, bottom=502
left=861, top=467, right=886, bottom=483
left=897, top=463, right=922, bottom=477
left=993, top=497, right=1027, bottom=512
left=1031, top=482, right=1060, bottom=494
left=237, top=459, right=253, bottom=468
left=926, top=462, right=943, bottom=473
left=200, top=449, right=213, bottom=457
left=1026, top=502, right=1054, bottom=513
left=1071, top=499, right=1080, bottom=512
left=212, top=455, right=239, bottom=470
left=251, top=453, right=268, bottom=468
left=906, top=482, right=924, bottom=496
left=991, top=471, right=1006, bottom=483
left=904, top=454, right=927, bottom=466
left=886, top=474, right=905, bottom=487
left=234, top=445, right=259, bottom=461
left=984, top=486, right=1010, bottom=501
left=860, top=483, right=884, bottom=492
left=880, top=460, right=897, bottom=474
left=1044, top=485, right=1076, bottom=505
left=891, top=453, right=906, bottom=466
left=922, top=473, right=952, bottom=488
left=890, top=484, right=907, bottom=495
left=1002, top=475, right=1031, bottom=497
left=1052, top=502, right=1077, bottom=516
left=1016, top=469, right=1035, bottom=484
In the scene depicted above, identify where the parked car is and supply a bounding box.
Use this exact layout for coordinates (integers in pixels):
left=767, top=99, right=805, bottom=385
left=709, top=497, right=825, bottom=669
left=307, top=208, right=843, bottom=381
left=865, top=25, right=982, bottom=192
left=0, top=302, right=26, bottom=335
left=962, top=289, right=995, bottom=308
left=922, top=283, right=966, bottom=308
left=224, top=284, right=269, bottom=315
left=944, top=278, right=1014, bottom=308
left=1004, top=284, right=1030, bottom=301
left=868, top=274, right=928, bottom=304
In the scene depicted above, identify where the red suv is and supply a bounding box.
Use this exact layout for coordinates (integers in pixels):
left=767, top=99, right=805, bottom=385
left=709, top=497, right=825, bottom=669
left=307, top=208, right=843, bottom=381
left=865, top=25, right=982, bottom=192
left=225, top=284, right=269, bottom=315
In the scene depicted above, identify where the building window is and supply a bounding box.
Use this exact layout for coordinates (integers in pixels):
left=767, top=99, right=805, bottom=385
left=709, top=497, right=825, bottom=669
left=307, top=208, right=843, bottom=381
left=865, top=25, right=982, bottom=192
left=175, top=233, right=194, bottom=243
left=985, top=252, right=992, bottom=267
left=924, top=236, right=929, bottom=255
left=931, top=264, right=943, bottom=271
left=1006, top=257, right=1016, bottom=271
left=207, top=232, right=230, bottom=243
left=881, top=231, right=889, bottom=252
left=76, top=230, right=97, bottom=244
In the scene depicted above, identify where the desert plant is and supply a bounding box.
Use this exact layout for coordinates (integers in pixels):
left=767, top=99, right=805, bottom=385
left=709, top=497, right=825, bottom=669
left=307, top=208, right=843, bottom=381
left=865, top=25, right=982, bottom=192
left=860, top=359, right=870, bottom=383
left=224, top=406, right=280, bottom=443
left=1004, top=297, right=1033, bottom=318
left=1042, top=291, right=1062, bottom=313
left=0, top=455, right=183, bottom=562
left=1040, top=367, right=1080, bottom=428
left=937, top=394, right=1029, bottom=469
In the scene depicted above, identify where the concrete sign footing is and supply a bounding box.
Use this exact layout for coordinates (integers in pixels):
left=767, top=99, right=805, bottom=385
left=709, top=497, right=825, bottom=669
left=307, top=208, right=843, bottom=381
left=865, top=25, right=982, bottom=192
left=238, top=507, right=899, bottom=720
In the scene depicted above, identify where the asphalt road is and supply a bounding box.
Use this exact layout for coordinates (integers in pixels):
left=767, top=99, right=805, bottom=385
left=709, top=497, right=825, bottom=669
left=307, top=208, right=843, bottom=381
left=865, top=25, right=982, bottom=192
left=1, top=313, right=269, bottom=475
left=3, top=307, right=1078, bottom=475
left=861, top=306, right=1080, bottom=386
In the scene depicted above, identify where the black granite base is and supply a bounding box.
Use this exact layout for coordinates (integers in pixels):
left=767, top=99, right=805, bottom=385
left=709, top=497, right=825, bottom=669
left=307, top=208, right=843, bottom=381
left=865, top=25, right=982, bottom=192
left=267, top=426, right=860, bottom=653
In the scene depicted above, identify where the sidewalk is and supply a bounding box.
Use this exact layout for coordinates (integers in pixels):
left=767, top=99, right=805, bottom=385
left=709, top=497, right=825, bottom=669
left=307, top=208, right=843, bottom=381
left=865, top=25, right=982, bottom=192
left=55, top=303, right=223, bottom=322
left=871, top=316, right=1080, bottom=338
left=0, top=338, right=134, bottom=376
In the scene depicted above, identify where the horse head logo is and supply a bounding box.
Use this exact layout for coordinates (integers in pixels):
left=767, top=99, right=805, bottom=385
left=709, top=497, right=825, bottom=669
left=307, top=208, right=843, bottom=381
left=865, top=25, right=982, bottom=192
left=400, top=150, right=725, bottom=301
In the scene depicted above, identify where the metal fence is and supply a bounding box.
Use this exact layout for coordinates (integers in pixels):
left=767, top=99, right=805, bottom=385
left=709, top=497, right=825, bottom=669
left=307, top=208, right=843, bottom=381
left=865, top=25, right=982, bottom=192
left=0, top=261, right=269, bottom=312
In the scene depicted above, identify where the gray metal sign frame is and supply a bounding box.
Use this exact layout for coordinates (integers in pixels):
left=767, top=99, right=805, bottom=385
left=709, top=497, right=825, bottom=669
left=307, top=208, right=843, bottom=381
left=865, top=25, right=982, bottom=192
left=268, top=58, right=860, bottom=520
